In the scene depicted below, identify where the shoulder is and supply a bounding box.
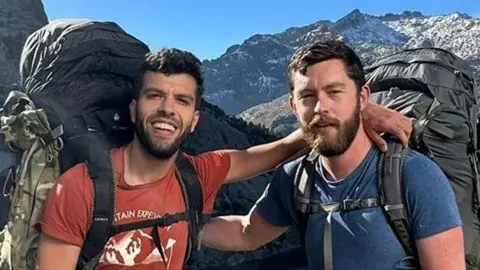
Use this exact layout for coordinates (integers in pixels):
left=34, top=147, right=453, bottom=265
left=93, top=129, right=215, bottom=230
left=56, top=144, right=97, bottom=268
left=253, top=156, right=303, bottom=227
left=402, top=150, right=447, bottom=183
left=399, top=149, right=462, bottom=239
left=51, top=162, right=94, bottom=212
left=268, top=155, right=305, bottom=189
left=183, top=150, right=231, bottom=172
left=181, top=150, right=232, bottom=204
left=57, top=162, right=93, bottom=190
left=281, top=155, right=305, bottom=177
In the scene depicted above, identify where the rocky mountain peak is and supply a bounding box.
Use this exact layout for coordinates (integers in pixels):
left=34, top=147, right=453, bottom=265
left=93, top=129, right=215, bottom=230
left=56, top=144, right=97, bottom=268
left=378, top=11, right=425, bottom=21
left=334, top=8, right=369, bottom=32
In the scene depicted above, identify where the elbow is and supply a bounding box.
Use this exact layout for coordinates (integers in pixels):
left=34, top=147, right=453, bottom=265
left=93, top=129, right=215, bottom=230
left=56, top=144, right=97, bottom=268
left=235, top=237, right=266, bottom=252
left=248, top=240, right=268, bottom=251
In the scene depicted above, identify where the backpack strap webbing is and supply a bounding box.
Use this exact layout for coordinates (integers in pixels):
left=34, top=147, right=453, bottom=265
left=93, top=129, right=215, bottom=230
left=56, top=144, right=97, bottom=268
left=293, top=151, right=381, bottom=270
left=174, top=152, right=204, bottom=266
left=75, top=152, right=205, bottom=269
left=76, top=151, right=116, bottom=270
left=378, top=140, right=417, bottom=259
left=293, top=151, right=318, bottom=245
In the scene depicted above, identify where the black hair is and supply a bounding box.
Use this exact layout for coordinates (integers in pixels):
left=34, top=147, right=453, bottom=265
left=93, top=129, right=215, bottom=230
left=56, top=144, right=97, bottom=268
left=134, top=48, right=204, bottom=109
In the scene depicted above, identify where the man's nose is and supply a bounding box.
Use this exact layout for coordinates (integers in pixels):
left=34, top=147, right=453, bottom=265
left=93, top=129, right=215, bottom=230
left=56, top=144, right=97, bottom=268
left=159, top=95, right=175, bottom=115
left=313, top=97, right=329, bottom=114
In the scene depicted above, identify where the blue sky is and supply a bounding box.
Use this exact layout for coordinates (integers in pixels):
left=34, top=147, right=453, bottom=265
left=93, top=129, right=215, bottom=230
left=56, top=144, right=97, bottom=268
left=42, top=0, right=479, bottom=61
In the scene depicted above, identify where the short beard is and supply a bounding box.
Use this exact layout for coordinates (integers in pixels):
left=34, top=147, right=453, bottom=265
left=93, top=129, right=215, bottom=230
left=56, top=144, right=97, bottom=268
left=135, top=113, right=190, bottom=160
left=302, top=101, right=360, bottom=157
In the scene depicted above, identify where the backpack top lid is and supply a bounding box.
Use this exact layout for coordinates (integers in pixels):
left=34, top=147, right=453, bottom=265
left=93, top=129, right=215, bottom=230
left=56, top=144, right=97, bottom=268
left=364, top=47, right=478, bottom=111
left=365, top=47, right=475, bottom=80
left=19, top=19, right=150, bottom=95
left=16, top=19, right=150, bottom=131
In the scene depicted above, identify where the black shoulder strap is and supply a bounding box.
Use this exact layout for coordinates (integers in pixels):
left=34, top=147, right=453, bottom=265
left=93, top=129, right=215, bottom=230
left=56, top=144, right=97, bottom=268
left=378, top=140, right=417, bottom=258
left=76, top=150, right=116, bottom=270
left=293, top=151, right=319, bottom=245
left=76, top=151, right=204, bottom=269
left=174, top=152, right=204, bottom=266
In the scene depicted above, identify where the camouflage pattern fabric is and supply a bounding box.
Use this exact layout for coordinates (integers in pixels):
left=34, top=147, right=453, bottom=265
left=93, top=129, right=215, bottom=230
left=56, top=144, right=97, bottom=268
left=0, top=91, right=63, bottom=270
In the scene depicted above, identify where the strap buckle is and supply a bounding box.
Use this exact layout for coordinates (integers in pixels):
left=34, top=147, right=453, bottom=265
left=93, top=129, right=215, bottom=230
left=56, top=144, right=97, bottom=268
left=192, top=210, right=200, bottom=224
left=342, top=198, right=380, bottom=211
left=342, top=199, right=358, bottom=211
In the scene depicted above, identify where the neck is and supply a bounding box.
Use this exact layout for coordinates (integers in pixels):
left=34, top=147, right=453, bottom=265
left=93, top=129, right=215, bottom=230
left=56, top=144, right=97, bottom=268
left=321, top=123, right=373, bottom=182
left=123, top=137, right=177, bottom=186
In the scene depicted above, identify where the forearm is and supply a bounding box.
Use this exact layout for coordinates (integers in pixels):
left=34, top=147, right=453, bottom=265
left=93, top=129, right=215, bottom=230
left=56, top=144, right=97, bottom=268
left=201, top=215, right=257, bottom=251
left=225, top=129, right=308, bottom=183
left=248, top=128, right=306, bottom=163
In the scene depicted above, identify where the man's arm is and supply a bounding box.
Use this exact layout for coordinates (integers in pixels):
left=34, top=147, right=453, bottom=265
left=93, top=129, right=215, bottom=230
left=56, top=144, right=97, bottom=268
left=416, top=226, right=465, bottom=270
left=202, top=162, right=297, bottom=250
left=201, top=206, right=288, bottom=251
left=36, top=166, right=92, bottom=270
left=403, top=152, right=464, bottom=270
left=362, top=103, right=413, bottom=151
left=37, top=235, right=81, bottom=270
left=223, top=128, right=307, bottom=183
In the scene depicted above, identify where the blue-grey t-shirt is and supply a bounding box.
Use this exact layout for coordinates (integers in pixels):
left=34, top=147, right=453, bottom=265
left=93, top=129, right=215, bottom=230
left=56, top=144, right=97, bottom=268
left=256, top=146, right=462, bottom=270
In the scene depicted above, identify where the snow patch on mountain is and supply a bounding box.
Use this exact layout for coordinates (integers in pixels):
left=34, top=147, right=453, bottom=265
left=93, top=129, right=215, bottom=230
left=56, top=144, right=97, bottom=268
left=386, top=13, right=480, bottom=58
left=335, top=10, right=409, bottom=47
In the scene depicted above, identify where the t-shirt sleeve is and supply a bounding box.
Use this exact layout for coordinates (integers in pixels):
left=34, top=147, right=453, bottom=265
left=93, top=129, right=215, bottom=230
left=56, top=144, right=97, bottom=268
left=255, top=161, right=297, bottom=228
left=37, top=164, right=93, bottom=247
left=403, top=152, right=463, bottom=240
left=189, top=150, right=231, bottom=213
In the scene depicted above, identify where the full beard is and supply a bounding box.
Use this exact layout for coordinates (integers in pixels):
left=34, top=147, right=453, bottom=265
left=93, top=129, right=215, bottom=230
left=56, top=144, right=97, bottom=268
left=135, top=113, right=191, bottom=160
left=302, top=102, right=360, bottom=157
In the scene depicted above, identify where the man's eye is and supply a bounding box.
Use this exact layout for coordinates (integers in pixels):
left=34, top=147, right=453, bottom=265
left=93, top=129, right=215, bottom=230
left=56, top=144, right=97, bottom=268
left=178, top=99, right=190, bottom=105
left=147, top=93, right=160, bottom=99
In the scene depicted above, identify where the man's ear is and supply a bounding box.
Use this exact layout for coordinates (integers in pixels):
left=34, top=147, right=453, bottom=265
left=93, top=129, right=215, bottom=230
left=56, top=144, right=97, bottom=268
left=129, top=99, right=137, bottom=123
left=289, top=94, right=298, bottom=116
left=190, top=110, right=200, bottom=133
left=359, top=85, right=371, bottom=111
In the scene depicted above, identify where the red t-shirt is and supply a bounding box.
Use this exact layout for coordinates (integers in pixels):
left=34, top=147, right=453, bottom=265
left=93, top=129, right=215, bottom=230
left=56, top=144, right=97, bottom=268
left=39, top=147, right=231, bottom=270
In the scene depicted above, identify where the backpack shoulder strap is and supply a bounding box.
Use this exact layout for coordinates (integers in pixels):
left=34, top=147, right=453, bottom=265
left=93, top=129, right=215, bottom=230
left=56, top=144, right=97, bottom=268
left=293, top=151, right=318, bottom=244
left=174, top=152, right=204, bottom=265
left=76, top=151, right=116, bottom=270
left=76, top=151, right=204, bottom=269
left=378, top=140, right=417, bottom=257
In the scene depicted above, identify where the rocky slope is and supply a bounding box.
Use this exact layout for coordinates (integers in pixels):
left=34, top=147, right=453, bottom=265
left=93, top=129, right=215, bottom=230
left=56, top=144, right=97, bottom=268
left=0, top=0, right=48, bottom=102
left=235, top=10, right=480, bottom=136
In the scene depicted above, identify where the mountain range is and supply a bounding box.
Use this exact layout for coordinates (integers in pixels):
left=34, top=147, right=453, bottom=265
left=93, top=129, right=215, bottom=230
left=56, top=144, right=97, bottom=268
left=202, top=9, right=480, bottom=136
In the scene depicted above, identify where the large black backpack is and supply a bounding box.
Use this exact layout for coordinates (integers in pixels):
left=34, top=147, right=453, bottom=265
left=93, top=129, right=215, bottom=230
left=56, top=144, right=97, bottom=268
left=293, top=47, right=480, bottom=269
left=0, top=19, right=205, bottom=270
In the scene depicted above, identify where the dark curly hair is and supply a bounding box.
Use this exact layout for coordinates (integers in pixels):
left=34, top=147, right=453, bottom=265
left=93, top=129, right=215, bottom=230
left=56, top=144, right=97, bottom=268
left=134, top=48, right=204, bottom=109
